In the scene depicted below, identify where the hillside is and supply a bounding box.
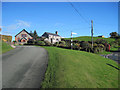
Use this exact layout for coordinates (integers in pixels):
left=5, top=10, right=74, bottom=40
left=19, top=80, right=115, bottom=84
left=64, top=36, right=115, bottom=43
left=42, top=47, right=118, bottom=88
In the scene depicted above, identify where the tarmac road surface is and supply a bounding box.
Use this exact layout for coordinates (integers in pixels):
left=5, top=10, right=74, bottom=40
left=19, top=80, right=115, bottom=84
left=2, top=46, right=48, bottom=88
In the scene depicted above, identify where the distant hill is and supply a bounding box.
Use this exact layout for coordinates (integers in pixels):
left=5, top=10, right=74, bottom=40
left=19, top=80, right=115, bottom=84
left=64, top=36, right=115, bottom=43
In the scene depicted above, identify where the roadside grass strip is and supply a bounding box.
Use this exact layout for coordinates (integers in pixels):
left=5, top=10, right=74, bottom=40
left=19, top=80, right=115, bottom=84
left=2, top=41, right=14, bottom=54
left=42, top=47, right=118, bottom=88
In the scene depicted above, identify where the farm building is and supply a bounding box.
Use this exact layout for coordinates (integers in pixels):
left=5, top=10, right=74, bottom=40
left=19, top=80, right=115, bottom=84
left=98, top=35, right=105, bottom=38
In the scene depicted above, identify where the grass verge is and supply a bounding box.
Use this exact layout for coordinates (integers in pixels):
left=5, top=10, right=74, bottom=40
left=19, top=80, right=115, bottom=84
left=42, top=47, right=118, bottom=88
left=1, top=41, right=14, bottom=54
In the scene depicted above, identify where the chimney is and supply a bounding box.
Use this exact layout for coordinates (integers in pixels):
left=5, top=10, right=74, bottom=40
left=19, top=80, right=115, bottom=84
left=55, top=31, right=58, bottom=35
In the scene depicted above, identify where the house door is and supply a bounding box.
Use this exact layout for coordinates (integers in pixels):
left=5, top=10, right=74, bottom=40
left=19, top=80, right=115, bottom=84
left=51, top=38, right=53, bottom=44
left=23, top=40, right=26, bottom=42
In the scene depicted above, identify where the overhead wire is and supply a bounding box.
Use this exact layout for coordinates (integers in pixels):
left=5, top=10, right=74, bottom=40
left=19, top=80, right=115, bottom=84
left=67, top=0, right=90, bottom=26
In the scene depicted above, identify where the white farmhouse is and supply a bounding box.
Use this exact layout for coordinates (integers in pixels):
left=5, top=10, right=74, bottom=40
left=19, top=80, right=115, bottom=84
left=42, top=31, right=61, bottom=44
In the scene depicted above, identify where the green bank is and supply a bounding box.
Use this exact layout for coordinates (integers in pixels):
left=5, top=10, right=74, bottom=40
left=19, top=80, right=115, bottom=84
left=42, top=47, right=118, bottom=88
left=1, top=41, right=13, bottom=54
left=64, top=36, right=115, bottom=43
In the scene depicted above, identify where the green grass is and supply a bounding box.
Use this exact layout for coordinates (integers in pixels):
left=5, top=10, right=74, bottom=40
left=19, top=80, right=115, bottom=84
left=65, top=36, right=115, bottom=43
left=110, top=47, right=119, bottom=51
left=96, top=51, right=112, bottom=55
left=42, top=47, right=118, bottom=88
left=1, top=41, right=14, bottom=54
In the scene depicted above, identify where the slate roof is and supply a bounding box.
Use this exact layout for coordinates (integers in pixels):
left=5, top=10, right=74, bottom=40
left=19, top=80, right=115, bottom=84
left=15, top=29, right=33, bottom=37
left=44, top=32, right=60, bottom=36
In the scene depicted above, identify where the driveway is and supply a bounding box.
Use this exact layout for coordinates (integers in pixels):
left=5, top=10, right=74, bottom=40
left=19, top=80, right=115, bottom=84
left=2, top=46, right=48, bottom=88
left=107, top=52, right=120, bottom=64
left=101, top=51, right=120, bottom=64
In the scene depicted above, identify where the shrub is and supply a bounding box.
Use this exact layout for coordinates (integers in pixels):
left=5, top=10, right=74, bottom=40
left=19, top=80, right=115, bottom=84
left=58, top=41, right=66, bottom=47
left=65, top=40, right=71, bottom=49
left=61, top=38, right=65, bottom=41
left=95, top=39, right=107, bottom=44
left=27, top=39, right=34, bottom=44
left=59, top=41, right=66, bottom=45
left=115, top=39, right=120, bottom=46
left=34, top=41, right=38, bottom=45
left=13, top=41, right=16, bottom=44
left=13, top=41, right=16, bottom=43
left=73, top=43, right=81, bottom=50
left=59, top=44, right=66, bottom=47
left=99, top=47, right=104, bottom=52
left=93, top=47, right=101, bottom=53
left=104, top=43, right=110, bottom=51
left=93, top=43, right=97, bottom=48
left=109, top=41, right=117, bottom=47
left=81, top=41, right=92, bottom=52
left=37, top=41, right=45, bottom=46
left=97, top=44, right=105, bottom=50
left=53, top=42, right=59, bottom=47
left=44, top=40, right=51, bottom=46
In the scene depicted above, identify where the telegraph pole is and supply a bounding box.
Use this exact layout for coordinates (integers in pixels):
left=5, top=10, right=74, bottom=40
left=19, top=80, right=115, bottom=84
left=91, top=20, right=93, bottom=48
left=71, top=31, right=73, bottom=49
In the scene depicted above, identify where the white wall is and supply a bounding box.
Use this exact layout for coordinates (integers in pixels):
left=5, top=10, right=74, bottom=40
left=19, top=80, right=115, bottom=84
left=44, top=35, right=61, bottom=44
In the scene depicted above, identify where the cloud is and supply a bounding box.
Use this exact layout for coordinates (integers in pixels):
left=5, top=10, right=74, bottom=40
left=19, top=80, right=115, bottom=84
left=4, top=20, right=31, bottom=31
left=17, top=20, right=30, bottom=27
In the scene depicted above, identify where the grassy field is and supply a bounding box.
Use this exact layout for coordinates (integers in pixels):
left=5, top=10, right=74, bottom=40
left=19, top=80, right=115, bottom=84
left=110, top=47, right=119, bottom=51
left=1, top=41, right=13, bottom=54
left=42, top=47, right=118, bottom=88
left=64, top=36, right=115, bottom=43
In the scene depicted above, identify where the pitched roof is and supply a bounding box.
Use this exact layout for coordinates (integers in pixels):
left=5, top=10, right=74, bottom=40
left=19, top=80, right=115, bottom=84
left=44, top=32, right=60, bottom=36
left=15, top=29, right=33, bottom=37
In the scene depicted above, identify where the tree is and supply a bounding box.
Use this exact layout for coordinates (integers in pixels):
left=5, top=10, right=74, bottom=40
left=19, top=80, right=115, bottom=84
left=110, top=32, right=118, bottom=38
left=33, top=30, right=38, bottom=40
left=29, top=31, right=33, bottom=37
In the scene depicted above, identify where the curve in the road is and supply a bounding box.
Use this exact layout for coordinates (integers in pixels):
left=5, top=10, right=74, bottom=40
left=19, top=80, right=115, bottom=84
left=2, top=46, right=48, bottom=88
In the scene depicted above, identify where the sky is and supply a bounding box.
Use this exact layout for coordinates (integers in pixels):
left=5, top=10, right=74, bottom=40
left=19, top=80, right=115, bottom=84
left=2, top=2, right=118, bottom=40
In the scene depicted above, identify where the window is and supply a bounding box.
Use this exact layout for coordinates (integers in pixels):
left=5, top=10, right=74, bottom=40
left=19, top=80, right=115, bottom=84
left=18, top=38, right=21, bottom=42
left=18, top=40, right=21, bottom=42
left=21, top=34, right=27, bottom=37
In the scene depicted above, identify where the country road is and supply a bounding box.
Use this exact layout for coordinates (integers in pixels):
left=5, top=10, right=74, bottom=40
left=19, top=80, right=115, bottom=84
left=2, top=46, right=48, bottom=88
